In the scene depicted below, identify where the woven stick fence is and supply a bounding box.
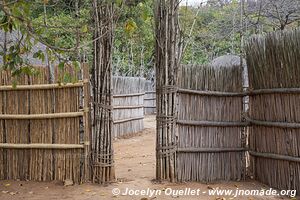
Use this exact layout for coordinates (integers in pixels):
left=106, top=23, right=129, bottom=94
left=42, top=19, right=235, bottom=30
left=246, top=29, right=300, bottom=193
left=0, top=64, right=90, bottom=183
left=155, top=0, right=181, bottom=182
left=112, top=76, right=145, bottom=138
left=91, top=0, right=115, bottom=184
left=144, top=80, right=156, bottom=115
left=177, top=64, right=246, bottom=182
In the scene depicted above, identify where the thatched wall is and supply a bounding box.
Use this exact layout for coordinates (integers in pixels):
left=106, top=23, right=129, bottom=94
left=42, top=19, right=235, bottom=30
left=0, top=65, right=89, bottom=183
left=112, top=76, right=145, bottom=138
left=176, top=64, right=246, bottom=182
left=144, top=80, right=156, bottom=115
left=246, top=29, right=300, bottom=193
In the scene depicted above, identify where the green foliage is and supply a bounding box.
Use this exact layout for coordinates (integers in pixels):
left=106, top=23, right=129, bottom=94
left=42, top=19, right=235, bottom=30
left=0, top=0, right=90, bottom=80
left=0, top=1, right=36, bottom=74
left=32, top=9, right=91, bottom=51
left=33, top=50, right=45, bottom=62
left=0, top=14, right=15, bottom=32
left=11, top=66, right=40, bottom=77
left=1, top=0, right=299, bottom=79
left=113, top=0, right=154, bottom=77
left=180, top=2, right=242, bottom=64
left=58, top=62, right=65, bottom=70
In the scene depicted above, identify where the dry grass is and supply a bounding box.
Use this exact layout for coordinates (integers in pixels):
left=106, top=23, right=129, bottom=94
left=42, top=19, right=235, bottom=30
left=144, top=80, right=156, bottom=115
left=176, top=64, right=245, bottom=182
left=246, top=29, right=300, bottom=192
left=112, top=76, right=145, bottom=138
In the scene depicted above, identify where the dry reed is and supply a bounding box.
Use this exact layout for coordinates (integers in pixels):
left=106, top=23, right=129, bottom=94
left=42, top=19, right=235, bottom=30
left=144, top=80, right=156, bottom=115
left=0, top=65, right=87, bottom=183
left=112, top=76, right=145, bottom=138
left=246, top=29, right=300, bottom=193
left=177, top=64, right=245, bottom=182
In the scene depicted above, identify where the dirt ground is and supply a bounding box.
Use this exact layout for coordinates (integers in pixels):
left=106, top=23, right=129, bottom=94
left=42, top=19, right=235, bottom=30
left=0, top=116, right=295, bottom=200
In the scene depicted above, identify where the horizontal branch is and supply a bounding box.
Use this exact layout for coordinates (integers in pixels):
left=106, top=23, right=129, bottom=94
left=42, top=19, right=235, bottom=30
left=113, top=92, right=145, bottom=98
left=144, top=98, right=156, bottom=100
left=113, top=116, right=144, bottom=124
left=0, top=80, right=88, bottom=91
left=0, top=143, right=84, bottom=149
left=144, top=106, right=156, bottom=108
left=249, top=87, right=300, bottom=95
left=177, top=120, right=248, bottom=127
left=145, top=91, right=156, bottom=94
left=249, top=151, right=300, bottom=163
left=177, top=147, right=246, bottom=153
left=0, top=112, right=84, bottom=120
left=177, top=88, right=244, bottom=97
left=177, top=87, right=300, bottom=97
left=177, top=118, right=300, bottom=129
left=113, top=105, right=144, bottom=109
left=246, top=117, right=300, bottom=128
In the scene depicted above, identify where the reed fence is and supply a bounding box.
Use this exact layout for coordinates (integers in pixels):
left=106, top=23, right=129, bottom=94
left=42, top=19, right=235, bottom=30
left=246, top=29, right=300, bottom=193
left=112, top=76, right=145, bottom=138
left=176, top=64, right=246, bottom=182
left=0, top=64, right=90, bottom=183
left=144, top=80, right=156, bottom=115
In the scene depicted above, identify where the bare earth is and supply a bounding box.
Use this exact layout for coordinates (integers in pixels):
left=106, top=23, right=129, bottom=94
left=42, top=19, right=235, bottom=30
left=0, top=116, right=293, bottom=200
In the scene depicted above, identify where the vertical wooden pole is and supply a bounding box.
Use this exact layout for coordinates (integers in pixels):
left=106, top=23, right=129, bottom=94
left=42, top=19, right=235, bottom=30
left=82, top=63, right=90, bottom=181
left=240, top=0, right=247, bottom=180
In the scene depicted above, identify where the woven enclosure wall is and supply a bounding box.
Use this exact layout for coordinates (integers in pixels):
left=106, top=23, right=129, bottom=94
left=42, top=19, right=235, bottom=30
left=112, top=76, right=145, bottom=138
left=0, top=65, right=89, bottom=183
left=176, top=64, right=246, bottom=182
left=144, top=80, right=156, bottom=115
left=246, top=29, right=300, bottom=193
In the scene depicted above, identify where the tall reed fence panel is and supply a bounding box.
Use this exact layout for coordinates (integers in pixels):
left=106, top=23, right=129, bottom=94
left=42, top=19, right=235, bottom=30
left=112, top=76, right=145, bottom=138
left=0, top=64, right=90, bottom=183
left=176, top=65, right=246, bottom=182
left=144, top=80, right=156, bottom=115
left=246, top=29, right=300, bottom=193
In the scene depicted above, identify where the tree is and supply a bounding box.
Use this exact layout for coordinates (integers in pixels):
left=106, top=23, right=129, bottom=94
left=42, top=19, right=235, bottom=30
left=179, top=2, right=242, bottom=64
left=113, top=0, right=154, bottom=78
left=0, top=0, right=90, bottom=79
left=245, top=0, right=300, bottom=31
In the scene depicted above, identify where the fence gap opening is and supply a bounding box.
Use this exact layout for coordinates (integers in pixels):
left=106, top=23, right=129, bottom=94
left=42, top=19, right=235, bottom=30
left=112, top=77, right=157, bottom=183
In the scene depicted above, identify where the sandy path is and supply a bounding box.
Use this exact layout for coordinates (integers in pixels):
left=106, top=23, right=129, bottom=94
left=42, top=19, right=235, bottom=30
left=0, top=116, right=293, bottom=200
